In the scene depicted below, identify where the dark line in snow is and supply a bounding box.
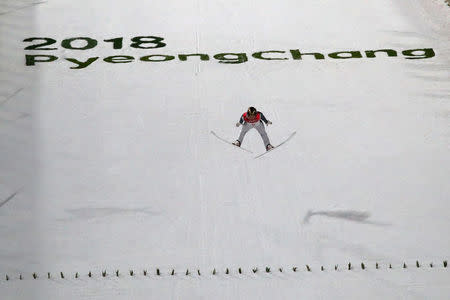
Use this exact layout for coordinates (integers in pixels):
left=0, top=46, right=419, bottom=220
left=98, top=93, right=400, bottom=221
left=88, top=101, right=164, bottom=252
left=302, top=210, right=391, bottom=226
left=0, top=88, right=23, bottom=107
left=0, top=190, right=20, bottom=208
left=0, top=1, right=47, bottom=16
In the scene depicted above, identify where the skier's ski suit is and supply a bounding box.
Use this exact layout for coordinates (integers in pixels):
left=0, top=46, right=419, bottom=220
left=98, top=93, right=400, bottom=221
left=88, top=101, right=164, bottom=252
left=236, top=111, right=272, bottom=148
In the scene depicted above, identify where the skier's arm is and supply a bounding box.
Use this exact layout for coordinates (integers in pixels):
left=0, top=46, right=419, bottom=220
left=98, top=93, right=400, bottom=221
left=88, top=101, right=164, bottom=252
left=236, top=114, right=245, bottom=127
left=260, top=112, right=272, bottom=125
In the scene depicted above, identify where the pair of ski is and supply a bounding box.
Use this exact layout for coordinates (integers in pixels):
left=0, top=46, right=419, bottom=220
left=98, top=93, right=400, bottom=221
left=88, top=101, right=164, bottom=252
left=210, top=130, right=296, bottom=159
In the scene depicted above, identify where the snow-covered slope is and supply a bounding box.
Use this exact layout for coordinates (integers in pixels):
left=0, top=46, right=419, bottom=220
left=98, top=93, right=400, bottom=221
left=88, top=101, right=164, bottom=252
left=1, top=0, right=449, bottom=299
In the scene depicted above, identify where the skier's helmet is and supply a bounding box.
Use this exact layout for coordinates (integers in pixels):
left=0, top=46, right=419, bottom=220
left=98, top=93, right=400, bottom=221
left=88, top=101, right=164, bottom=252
left=247, top=107, right=257, bottom=116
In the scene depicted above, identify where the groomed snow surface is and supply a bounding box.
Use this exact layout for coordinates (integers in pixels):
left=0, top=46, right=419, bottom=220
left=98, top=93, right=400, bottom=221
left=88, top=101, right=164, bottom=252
left=1, top=0, right=449, bottom=299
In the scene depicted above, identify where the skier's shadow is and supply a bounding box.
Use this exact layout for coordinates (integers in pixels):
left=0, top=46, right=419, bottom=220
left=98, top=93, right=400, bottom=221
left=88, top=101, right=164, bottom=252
left=302, top=210, right=391, bottom=226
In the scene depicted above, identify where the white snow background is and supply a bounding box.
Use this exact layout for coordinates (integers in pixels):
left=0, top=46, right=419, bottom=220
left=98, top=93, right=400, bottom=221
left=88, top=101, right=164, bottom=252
left=0, top=0, right=449, bottom=299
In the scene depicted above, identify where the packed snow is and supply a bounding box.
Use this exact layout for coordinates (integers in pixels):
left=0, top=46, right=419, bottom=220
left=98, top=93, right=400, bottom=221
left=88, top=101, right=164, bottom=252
left=1, top=0, right=449, bottom=299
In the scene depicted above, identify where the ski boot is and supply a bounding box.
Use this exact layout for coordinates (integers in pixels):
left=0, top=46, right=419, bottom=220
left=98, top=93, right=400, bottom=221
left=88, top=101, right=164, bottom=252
left=232, top=140, right=241, bottom=147
left=266, top=144, right=274, bottom=151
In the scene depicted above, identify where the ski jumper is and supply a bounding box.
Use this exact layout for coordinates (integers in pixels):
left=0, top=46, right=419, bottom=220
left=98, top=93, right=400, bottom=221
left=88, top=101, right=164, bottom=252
left=237, top=112, right=271, bottom=147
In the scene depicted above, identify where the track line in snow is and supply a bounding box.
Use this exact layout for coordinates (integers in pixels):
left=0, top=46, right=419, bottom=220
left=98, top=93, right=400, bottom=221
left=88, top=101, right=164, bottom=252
left=0, top=190, right=20, bottom=208
left=0, top=2, right=47, bottom=16
left=0, top=88, right=23, bottom=107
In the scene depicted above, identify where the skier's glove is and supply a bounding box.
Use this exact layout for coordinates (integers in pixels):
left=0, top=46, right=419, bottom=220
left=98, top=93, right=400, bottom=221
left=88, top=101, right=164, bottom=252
left=236, top=122, right=241, bottom=127
left=266, top=121, right=273, bottom=125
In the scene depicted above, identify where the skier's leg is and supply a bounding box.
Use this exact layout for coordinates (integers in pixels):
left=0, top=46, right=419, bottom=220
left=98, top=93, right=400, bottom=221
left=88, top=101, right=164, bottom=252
left=255, top=122, right=271, bottom=147
left=237, top=123, right=252, bottom=144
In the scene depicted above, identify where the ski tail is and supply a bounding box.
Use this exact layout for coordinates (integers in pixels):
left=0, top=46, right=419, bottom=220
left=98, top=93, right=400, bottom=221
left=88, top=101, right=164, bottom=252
left=210, top=131, right=253, bottom=153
